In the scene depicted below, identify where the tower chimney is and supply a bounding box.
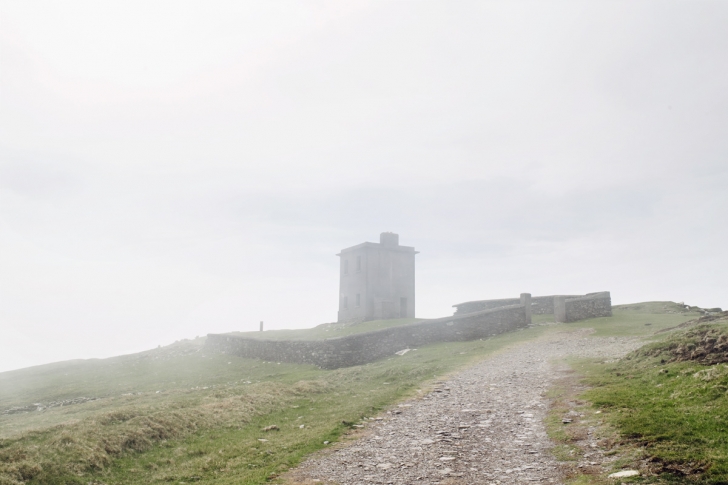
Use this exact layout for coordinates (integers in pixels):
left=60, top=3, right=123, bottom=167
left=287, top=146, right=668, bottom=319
left=380, top=232, right=399, bottom=246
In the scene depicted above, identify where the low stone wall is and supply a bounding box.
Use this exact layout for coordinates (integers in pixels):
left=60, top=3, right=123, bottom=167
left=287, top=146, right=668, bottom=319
left=531, top=295, right=581, bottom=315
left=206, top=299, right=531, bottom=369
left=554, top=292, right=612, bottom=323
left=453, top=298, right=520, bottom=314
left=454, top=295, right=581, bottom=315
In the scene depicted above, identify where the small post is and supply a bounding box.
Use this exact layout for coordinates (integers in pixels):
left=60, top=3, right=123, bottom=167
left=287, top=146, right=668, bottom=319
left=260, top=321, right=264, bottom=332
left=520, top=293, right=532, bottom=325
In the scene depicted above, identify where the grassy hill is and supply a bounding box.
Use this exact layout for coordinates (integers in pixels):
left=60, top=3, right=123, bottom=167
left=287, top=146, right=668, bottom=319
left=0, top=304, right=702, bottom=485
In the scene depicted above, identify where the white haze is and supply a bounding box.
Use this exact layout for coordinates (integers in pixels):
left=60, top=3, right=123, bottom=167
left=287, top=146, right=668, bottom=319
left=1, top=1, right=726, bottom=372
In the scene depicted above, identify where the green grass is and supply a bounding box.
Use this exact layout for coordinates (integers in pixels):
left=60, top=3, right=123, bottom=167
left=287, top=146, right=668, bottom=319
left=578, top=319, right=728, bottom=483
left=569, top=302, right=696, bottom=338
left=0, top=321, right=550, bottom=485
left=532, top=302, right=695, bottom=336
left=532, top=313, right=556, bottom=324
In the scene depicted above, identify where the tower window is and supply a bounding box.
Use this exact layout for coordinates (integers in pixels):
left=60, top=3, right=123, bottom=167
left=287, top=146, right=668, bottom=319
left=343, top=296, right=348, bottom=309
left=356, top=293, right=361, bottom=307
left=356, top=255, right=361, bottom=272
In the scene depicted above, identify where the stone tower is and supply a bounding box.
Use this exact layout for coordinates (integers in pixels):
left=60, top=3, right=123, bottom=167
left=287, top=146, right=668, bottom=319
left=336, top=232, right=417, bottom=324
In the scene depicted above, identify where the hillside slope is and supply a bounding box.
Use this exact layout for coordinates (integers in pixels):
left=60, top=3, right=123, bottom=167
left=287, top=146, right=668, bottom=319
left=582, top=312, right=728, bottom=483
left=0, top=304, right=700, bottom=484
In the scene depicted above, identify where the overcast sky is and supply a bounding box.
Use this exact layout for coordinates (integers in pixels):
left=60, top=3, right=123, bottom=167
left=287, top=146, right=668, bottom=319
left=1, top=1, right=726, bottom=373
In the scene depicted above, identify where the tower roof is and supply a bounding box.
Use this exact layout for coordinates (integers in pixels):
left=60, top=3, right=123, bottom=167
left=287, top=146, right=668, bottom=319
left=336, top=232, right=418, bottom=256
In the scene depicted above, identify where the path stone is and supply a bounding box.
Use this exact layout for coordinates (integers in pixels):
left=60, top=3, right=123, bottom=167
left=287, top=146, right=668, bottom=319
left=289, top=329, right=640, bottom=484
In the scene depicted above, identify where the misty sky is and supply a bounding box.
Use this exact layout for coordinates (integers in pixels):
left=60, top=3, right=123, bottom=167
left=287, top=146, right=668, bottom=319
left=1, top=1, right=727, bottom=373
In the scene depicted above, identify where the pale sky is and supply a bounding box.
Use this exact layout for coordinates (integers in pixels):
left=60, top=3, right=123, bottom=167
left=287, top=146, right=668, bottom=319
left=1, top=1, right=726, bottom=373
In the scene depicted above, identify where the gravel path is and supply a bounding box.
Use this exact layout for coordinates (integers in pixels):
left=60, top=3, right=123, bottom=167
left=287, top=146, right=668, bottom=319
left=288, top=328, right=642, bottom=485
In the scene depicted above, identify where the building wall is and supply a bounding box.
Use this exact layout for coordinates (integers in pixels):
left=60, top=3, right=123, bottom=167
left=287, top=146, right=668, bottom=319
left=367, top=245, right=416, bottom=320
left=337, top=246, right=369, bottom=323
left=337, top=233, right=416, bottom=324
left=207, top=301, right=530, bottom=369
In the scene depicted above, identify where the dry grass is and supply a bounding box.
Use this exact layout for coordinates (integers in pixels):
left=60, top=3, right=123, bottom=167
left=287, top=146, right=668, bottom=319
left=0, top=380, right=328, bottom=484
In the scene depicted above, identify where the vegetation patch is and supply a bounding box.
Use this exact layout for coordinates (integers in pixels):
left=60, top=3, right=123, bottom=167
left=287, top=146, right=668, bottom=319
left=544, top=373, right=623, bottom=484
left=655, top=311, right=728, bottom=335
left=636, top=317, right=728, bottom=365
left=581, top=321, right=728, bottom=483
left=566, top=302, right=698, bottom=338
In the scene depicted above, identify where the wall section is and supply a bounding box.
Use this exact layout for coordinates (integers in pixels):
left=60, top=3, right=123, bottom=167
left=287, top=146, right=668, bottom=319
left=453, top=295, right=582, bottom=315
left=563, top=292, right=612, bottom=322
left=206, top=303, right=530, bottom=369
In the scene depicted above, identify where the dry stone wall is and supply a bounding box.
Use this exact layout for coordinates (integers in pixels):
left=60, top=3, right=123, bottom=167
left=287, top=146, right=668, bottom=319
left=556, top=292, right=612, bottom=323
left=530, top=295, right=580, bottom=315
left=206, top=301, right=531, bottom=369
left=453, top=298, right=521, bottom=314
left=454, top=294, right=588, bottom=315
left=207, top=291, right=612, bottom=369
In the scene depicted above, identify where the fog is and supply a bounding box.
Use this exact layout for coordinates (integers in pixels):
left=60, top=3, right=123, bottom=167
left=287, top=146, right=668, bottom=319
left=1, top=1, right=726, bottom=372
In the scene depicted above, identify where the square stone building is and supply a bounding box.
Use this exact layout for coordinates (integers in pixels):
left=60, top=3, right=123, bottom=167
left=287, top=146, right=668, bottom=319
left=337, top=232, right=418, bottom=323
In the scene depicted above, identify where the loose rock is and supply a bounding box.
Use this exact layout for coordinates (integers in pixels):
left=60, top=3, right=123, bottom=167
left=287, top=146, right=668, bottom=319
left=608, top=469, right=640, bottom=478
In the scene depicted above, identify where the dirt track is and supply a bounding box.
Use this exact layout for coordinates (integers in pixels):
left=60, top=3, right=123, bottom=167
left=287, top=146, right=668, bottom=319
left=287, top=329, right=640, bottom=485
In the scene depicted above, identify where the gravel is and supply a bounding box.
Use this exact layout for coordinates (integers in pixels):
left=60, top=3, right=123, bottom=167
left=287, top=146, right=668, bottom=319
left=289, top=328, right=641, bottom=484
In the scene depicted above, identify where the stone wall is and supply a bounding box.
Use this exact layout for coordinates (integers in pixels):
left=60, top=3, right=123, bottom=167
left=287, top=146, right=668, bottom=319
left=555, top=292, right=612, bottom=323
left=452, top=298, right=520, bottom=314
left=531, top=295, right=580, bottom=315
left=206, top=298, right=531, bottom=370
left=453, top=295, right=582, bottom=315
